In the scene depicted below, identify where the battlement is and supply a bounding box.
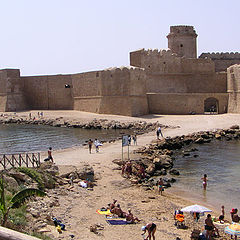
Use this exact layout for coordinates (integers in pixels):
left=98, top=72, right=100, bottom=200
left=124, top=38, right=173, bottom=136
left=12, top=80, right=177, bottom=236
left=103, top=66, right=145, bottom=73
left=199, top=52, right=240, bottom=60
left=168, top=25, right=197, bottom=37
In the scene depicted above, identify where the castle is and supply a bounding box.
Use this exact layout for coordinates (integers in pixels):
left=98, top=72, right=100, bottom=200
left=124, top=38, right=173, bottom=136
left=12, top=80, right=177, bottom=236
left=1, top=25, right=240, bottom=116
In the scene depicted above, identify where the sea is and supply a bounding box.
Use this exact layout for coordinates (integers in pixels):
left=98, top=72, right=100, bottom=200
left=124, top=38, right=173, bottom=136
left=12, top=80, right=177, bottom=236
left=170, top=139, right=240, bottom=213
left=0, top=124, right=132, bottom=154
left=0, top=123, right=239, bottom=214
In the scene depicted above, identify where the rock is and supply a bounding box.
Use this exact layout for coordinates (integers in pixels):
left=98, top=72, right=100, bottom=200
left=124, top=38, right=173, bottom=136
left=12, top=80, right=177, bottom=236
left=230, top=125, right=239, bottom=130
left=153, top=155, right=173, bottom=170
left=215, top=133, right=221, bottom=139
left=145, top=164, right=155, bottom=175
left=169, top=169, right=180, bottom=176
left=195, top=137, right=204, bottom=144
left=40, top=162, right=59, bottom=176
left=3, top=175, right=19, bottom=191
left=8, top=169, right=27, bottom=182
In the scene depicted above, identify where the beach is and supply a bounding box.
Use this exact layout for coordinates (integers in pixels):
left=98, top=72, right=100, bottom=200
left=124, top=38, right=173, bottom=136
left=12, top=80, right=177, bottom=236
left=2, top=110, right=240, bottom=239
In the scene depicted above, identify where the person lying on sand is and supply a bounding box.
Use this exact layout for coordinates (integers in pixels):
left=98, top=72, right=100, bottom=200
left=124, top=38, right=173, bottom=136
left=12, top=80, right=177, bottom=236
left=126, top=209, right=141, bottom=223
left=111, top=204, right=126, bottom=218
left=109, top=199, right=117, bottom=212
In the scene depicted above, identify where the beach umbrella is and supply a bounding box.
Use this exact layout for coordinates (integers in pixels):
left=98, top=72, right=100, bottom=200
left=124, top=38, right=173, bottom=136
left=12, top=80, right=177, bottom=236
left=225, top=224, right=240, bottom=237
left=180, top=204, right=212, bottom=213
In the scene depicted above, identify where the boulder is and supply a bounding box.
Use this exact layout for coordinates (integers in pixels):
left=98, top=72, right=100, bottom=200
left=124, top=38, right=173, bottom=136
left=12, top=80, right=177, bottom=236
left=169, top=169, right=180, bottom=176
left=153, top=155, right=173, bottom=170
left=40, top=162, right=59, bottom=176
left=145, top=164, right=155, bottom=176
left=230, top=125, right=239, bottom=130
left=195, top=137, right=204, bottom=144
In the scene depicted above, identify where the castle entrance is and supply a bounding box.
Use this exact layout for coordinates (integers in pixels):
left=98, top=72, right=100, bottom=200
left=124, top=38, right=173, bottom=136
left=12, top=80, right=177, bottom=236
left=204, top=97, right=219, bottom=114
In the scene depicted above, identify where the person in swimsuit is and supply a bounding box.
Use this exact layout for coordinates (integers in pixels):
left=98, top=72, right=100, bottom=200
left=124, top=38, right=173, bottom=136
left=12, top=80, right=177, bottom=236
left=142, top=222, right=157, bottom=240
left=125, top=209, right=141, bottom=223
left=157, top=178, right=164, bottom=195
left=88, top=139, right=93, bottom=154
left=205, top=214, right=220, bottom=239
left=201, top=174, right=207, bottom=190
left=48, top=147, right=53, bottom=163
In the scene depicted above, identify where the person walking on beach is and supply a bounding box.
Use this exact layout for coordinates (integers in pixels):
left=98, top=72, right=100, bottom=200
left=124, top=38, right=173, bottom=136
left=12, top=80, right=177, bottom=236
left=141, top=222, right=156, bottom=240
left=94, top=138, right=101, bottom=153
left=157, top=178, right=164, bottom=195
left=128, top=135, right=131, bottom=145
left=201, top=174, right=208, bottom=190
left=156, top=126, right=163, bottom=139
left=88, top=139, right=93, bottom=154
left=48, top=147, right=53, bottom=162
left=133, top=134, right=137, bottom=145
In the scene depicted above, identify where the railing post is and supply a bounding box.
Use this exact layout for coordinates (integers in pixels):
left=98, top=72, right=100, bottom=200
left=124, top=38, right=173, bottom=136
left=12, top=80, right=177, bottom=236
left=3, top=155, right=6, bottom=169
left=38, top=152, right=40, bottom=167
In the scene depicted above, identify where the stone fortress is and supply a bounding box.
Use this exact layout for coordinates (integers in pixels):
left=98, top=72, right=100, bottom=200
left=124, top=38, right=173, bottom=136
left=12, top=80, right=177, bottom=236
left=1, top=25, right=240, bottom=116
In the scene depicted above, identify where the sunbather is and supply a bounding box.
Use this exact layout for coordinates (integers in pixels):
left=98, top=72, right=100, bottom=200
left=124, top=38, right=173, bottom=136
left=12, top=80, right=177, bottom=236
left=112, top=204, right=126, bottom=218
left=126, top=209, right=141, bottom=223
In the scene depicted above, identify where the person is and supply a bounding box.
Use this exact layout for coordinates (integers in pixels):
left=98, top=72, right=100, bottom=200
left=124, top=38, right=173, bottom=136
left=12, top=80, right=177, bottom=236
left=128, top=135, right=131, bottom=145
left=231, top=208, right=236, bottom=222
left=94, top=138, right=101, bottom=153
left=205, top=214, right=220, bottom=239
left=218, top=205, right=225, bottom=223
left=112, top=204, right=126, bottom=218
left=201, top=174, right=208, bottom=190
left=232, top=208, right=240, bottom=223
left=142, top=222, right=156, bottom=240
left=157, top=126, right=163, bottom=139
left=157, top=178, right=164, bottom=195
left=109, top=199, right=117, bottom=212
left=137, top=164, right=146, bottom=179
left=125, top=209, right=140, bottom=223
left=29, top=112, right=32, bottom=119
left=193, top=212, right=200, bottom=222
left=88, top=139, right=93, bottom=154
left=133, top=134, right=137, bottom=145
left=44, top=147, right=54, bottom=162
left=125, top=161, right=132, bottom=178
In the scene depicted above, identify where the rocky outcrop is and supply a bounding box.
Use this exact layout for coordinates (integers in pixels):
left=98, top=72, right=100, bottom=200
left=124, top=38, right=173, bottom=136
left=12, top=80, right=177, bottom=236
left=0, top=114, right=173, bottom=132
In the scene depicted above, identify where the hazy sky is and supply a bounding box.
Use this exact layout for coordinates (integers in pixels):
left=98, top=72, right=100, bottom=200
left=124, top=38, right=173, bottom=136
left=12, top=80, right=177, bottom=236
left=0, top=0, right=239, bottom=76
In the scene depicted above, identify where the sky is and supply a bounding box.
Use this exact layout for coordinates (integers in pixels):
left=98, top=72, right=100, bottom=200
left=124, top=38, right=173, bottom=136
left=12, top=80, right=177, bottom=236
left=0, top=0, right=239, bottom=76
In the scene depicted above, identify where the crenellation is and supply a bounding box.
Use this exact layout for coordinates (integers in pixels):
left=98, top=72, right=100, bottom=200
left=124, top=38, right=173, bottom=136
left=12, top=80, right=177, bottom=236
left=200, top=52, right=240, bottom=60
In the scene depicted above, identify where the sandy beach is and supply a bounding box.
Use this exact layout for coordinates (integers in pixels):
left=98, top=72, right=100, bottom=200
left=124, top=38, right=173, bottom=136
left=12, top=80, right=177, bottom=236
left=2, top=110, right=240, bottom=239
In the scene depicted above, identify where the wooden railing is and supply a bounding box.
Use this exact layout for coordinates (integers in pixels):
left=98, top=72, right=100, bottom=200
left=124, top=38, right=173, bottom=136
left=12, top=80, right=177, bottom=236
left=0, top=153, right=40, bottom=169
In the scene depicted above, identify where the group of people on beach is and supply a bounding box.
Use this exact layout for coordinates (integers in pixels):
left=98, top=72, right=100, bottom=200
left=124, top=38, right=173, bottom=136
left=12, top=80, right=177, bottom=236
left=107, top=199, right=156, bottom=240
left=88, top=138, right=102, bottom=154
left=128, top=134, right=137, bottom=145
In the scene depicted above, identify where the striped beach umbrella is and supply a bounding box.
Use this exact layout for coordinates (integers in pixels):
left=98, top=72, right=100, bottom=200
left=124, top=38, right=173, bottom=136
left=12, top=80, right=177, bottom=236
left=225, top=224, right=240, bottom=236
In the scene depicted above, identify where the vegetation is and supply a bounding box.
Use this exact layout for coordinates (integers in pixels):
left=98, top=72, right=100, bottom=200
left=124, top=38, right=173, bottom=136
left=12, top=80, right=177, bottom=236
left=30, top=232, right=53, bottom=240
left=0, top=175, right=46, bottom=227
left=17, top=167, right=45, bottom=190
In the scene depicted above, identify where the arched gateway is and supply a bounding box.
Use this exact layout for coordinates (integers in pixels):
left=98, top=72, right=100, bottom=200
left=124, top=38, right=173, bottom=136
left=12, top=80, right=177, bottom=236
left=204, top=97, right=219, bottom=113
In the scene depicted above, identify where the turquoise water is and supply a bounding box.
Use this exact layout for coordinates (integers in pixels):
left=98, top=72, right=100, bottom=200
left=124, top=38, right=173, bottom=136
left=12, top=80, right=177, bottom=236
left=172, top=139, right=240, bottom=213
left=0, top=124, right=131, bottom=154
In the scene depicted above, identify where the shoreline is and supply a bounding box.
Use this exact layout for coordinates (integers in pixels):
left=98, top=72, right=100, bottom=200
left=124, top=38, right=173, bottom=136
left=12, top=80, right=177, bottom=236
left=2, top=110, right=240, bottom=239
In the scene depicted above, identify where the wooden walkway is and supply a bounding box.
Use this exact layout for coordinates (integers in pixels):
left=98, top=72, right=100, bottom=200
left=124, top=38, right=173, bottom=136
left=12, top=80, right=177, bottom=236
left=0, top=153, right=40, bottom=169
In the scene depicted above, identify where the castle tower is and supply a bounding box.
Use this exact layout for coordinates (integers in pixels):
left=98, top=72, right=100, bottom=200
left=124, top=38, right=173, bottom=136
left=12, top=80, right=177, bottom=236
left=167, top=25, right=198, bottom=58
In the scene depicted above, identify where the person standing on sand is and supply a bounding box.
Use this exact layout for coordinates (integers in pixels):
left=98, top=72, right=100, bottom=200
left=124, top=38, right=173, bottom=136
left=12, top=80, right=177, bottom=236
left=133, top=134, right=137, bottom=145
left=141, top=222, right=156, bottom=240
left=94, top=138, right=100, bottom=153
left=157, top=178, right=164, bottom=195
left=88, top=139, right=93, bottom=154
left=48, top=147, right=53, bottom=162
left=201, top=174, right=208, bottom=190
left=156, top=126, right=163, bottom=139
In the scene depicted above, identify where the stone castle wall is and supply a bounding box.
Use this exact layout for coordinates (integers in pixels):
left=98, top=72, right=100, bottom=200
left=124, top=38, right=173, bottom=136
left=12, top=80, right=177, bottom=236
left=227, top=64, right=240, bottom=113
left=199, top=52, right=240, bottom=72
left=22, top=74, right=73, bottom=110
left=0, top=69, right=27, bottom=112
left=73, top=67, right=148, bottom=116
